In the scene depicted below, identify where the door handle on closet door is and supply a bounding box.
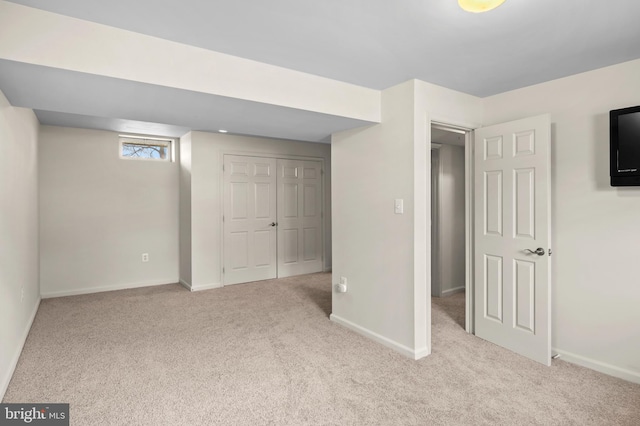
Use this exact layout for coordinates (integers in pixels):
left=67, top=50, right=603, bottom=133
left=524, top=247, right=545, bottom=256
left=269, top=222, right=278, bottom=227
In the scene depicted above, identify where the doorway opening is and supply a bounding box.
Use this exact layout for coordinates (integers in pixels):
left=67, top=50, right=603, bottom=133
left=430, top=122, right=473, bottom=333
left=430, top=115, right=553, bottom=365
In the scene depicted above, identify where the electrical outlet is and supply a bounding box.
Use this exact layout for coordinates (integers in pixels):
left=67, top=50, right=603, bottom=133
left=142, top=253, right=149, bottom=262
left=335, top=277, right=348, bottom=293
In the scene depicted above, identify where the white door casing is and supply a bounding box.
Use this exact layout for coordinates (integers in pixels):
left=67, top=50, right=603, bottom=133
left=473, top=114, right=552, bottom=365
left=223, top=155, right=278, bottom=285
left=277, top=159, right=323, bottom=278
left=431, top=147, right=441, bottom=298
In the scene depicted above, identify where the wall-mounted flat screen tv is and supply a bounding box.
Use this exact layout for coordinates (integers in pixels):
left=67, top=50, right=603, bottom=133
left=611, top=105, right=640, bottom=186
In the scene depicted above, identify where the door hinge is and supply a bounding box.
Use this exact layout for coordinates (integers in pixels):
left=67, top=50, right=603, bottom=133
left=222, top=215, right=225, bottom=222
left=222, top=164, right=225, bottom=172
left=549, top=249, right=552, bottom=256
left=222, top=267, right=225, bottom=274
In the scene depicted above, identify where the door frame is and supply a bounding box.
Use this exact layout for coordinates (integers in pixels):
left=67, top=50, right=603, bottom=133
left=430, top=144, right=442, bottom=298
left=430, top=121, right=475, bottom=334
left=431, top=115, right=554, bottom=365
left=220, top=151, right=327, bottom=286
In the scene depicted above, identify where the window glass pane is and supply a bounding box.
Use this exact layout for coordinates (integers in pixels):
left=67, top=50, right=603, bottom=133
left=120, top=137, right=171, bottom=161
left=122, top=143, right=167, bottom=159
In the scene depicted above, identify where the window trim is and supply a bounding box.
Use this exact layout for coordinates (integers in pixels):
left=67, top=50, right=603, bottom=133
left=119, top=135, right=174, bottom=162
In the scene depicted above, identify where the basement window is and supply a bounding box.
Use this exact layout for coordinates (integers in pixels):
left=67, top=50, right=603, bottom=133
left=119, top=136, right=173, bottom=161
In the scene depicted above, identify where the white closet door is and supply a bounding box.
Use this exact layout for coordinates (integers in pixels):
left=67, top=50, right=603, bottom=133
left=277, top=159, right=323, bottom=278
left=474, top=114, right=552, bottom=365
left=223, top=155, right=277, bottom=285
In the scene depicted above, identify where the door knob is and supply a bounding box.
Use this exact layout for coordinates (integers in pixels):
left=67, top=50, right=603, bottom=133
left=525, top=247, right=545, bottom=256
left=269, top=222, right=277, bottom=227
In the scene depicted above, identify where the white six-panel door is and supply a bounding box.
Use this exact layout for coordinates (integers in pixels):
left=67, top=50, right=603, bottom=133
left=474, top=114, right=552, bottom=365
left=277, top=159, right=323, bottom=278
left=223, top=155, right=278, bottom=285
left=223, top=155, right=323, bottom=285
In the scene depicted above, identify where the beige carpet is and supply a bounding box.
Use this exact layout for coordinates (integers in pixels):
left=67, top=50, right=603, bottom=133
left=4, top=273, right=640, bottom=425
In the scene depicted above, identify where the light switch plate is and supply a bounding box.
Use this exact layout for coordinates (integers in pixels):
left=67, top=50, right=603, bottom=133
left=394, top=199, right=404, bottom=214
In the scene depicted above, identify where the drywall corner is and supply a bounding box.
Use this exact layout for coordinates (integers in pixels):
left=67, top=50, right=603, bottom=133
left=0, top=89, right=40, bottom=401
left=179, top=132, right=193, bottom=285
left=0, top=298, right=40, bottom=401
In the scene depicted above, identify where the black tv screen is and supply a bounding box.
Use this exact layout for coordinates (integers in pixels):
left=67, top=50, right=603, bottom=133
left=610, top=105, right=640, bottom=186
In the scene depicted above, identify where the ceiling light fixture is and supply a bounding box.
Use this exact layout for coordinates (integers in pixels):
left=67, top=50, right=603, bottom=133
left=458, top=0, right=506, bottom=13
left=218, top=129, right=228, bottom=133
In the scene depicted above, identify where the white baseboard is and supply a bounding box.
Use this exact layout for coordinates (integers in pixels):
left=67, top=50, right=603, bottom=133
left=190, top=282, right=222, bottom=292
left=553, top=348, right=640, bottom=385
left=330, top=314, right=428, bottom=360
left=414, top=346, right=430, bottom=360
left=179, top=279, right=192, bottom=291
left=1, top=297, right=40, bottom=401
left=181, top=279, right=222, bottom=292
left=40, top=278, right=179, bottom=299
left=442, top=286, right=465, bottom=297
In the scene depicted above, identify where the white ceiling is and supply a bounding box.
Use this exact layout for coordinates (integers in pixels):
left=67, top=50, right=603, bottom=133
left=3, top=0, right=640, bottom=140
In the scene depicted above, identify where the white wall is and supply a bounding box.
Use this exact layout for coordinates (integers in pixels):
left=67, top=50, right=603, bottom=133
left=332, top=81, right=421, bottom=357
left=0, top=90, right=40, bottom=399
left=483, top=58, right=640, bottom=383
left=39, top=126, right=179, bottom=297
left=331, top=80, right=481, bottom=359
left=181, top=132, right=331, bottom=289
left=437, top=144, right=465, bottom=296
